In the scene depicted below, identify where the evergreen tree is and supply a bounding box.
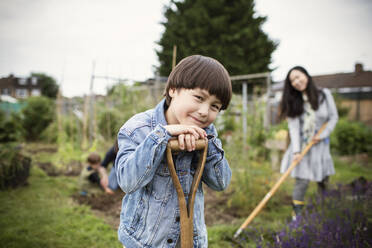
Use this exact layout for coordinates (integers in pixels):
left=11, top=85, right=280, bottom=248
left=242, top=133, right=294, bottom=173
left=156, top=0, right=277, bottom=77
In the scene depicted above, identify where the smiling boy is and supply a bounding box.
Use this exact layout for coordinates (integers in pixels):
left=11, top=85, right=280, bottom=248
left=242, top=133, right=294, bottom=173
left=115, top=55, right=232, bottom=248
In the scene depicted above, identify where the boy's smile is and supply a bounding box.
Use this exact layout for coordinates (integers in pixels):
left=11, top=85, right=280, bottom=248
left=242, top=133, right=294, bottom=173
left=165, top=88, right=222, bottom=128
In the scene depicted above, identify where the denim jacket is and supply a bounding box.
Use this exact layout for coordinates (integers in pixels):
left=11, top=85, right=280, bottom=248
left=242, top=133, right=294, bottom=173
left=115, top=99, right=232, bottom=248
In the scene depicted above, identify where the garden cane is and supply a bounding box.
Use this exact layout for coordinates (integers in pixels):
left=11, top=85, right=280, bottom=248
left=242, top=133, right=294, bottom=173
left=167, top=138, right=208, bottom=248
left=234, top=122, right=328, bottom=239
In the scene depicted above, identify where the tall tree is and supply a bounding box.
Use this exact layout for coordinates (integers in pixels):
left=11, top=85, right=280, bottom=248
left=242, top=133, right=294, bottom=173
left=156, top=0, right=277, bottom=77
left=31, top=73, right=59, bottom=99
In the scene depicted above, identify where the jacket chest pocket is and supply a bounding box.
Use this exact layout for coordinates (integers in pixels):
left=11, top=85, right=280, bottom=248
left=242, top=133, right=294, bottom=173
left=151, top=163, right=172, bottom=201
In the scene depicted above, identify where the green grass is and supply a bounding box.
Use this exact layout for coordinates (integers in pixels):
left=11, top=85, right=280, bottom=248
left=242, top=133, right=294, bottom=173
left=0, top=166, right=121, bottom=248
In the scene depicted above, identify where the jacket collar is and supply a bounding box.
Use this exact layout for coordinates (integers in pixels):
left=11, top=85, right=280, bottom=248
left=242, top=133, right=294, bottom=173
left=152, top=98, right=168, bottom=129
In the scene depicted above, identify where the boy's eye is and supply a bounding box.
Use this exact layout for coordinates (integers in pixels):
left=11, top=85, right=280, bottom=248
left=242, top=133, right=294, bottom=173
left=194, top=95, right=203, bottom=101
left=211, top=104, right=221, bottom=111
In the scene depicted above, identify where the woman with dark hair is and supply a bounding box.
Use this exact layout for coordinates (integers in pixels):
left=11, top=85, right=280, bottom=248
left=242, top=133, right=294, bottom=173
left=279, top=66, right=338, bottom=218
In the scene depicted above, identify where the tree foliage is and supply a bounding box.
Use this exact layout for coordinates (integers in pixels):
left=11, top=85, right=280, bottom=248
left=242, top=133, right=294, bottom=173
left=0, top=110, right=24, bottom=142
left=156, top=0, right=277, bottom=77
left=21, top=96, right=55, bottom=141
left=31, top=73, right=59, bottom=99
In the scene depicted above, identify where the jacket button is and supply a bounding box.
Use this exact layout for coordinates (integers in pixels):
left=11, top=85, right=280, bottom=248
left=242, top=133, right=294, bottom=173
left=167, top=239, right=173, bottom=243
left=176, top=216, right=180, bottom=222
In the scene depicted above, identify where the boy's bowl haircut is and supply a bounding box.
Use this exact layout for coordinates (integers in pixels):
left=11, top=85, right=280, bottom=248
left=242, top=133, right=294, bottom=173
left=164, top=55, right=232, bottom=110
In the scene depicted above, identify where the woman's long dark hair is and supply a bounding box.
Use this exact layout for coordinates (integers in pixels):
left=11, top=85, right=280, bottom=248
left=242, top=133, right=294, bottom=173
left=279, top=66, right=324, bottom=119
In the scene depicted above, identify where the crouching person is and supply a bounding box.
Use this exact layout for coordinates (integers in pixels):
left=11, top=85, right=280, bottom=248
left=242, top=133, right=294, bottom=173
left=79, top=152, right=114, bottom=196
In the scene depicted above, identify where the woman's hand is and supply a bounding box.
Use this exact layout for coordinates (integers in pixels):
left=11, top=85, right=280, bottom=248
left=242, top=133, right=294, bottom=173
left=311, top=136, right=321, bottom=144
left=293, top=152, right=302, bottom=162
left=164, top=125, right=207, bottom=151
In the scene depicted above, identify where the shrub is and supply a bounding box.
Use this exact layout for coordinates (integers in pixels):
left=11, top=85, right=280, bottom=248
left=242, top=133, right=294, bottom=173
left=331, top=119, right=372, bottom=155
left=0, top=144, right=31, bottom=189
left=0, top=110, right=24, bottom=142
left=97, top=109, right=123, bottom=140
left=21, top=96, right=55, bottom=141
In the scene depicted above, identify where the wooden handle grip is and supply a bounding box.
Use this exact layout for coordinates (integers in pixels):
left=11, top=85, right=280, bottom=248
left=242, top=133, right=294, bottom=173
left=167, top=138, right=207, bottom=152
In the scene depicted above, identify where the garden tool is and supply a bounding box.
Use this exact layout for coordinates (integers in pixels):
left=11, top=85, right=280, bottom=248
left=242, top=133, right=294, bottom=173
left=166, top=138, right=208, bottom=248
left=233, top=122, right=328, bottom=239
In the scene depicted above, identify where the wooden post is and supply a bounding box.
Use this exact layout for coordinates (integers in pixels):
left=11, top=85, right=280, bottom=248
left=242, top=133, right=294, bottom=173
left=242, top=82, right=247, bottom=146
left=82, top=94, right=89, bottom=149
left=264, top=75, right=271, bottom=128
left=172, top=45, right=177, bottom=69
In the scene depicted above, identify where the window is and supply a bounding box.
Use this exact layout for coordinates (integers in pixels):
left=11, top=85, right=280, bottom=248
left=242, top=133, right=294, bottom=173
left=15, top=89, right=28, bottom=98
left=18, top=78, right=27, bottom=85
left=31, top=77, right=38, bottom=85
left=31, top=89, right=41, bottom=96
left=1, top=88, right=10, bottom=95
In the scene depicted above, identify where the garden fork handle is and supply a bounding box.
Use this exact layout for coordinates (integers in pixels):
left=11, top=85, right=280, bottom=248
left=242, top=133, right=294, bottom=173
left=166, top=138, right=208, bottom=248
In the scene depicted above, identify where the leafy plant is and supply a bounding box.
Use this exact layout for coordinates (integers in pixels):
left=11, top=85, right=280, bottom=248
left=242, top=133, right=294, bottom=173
left=0, top=110, right=24, bottom=142
left=21, top=96, right=55, bottom=141
left=0, top=144, right=31, bottom=189
left=331, top=118, right=372, bottom=155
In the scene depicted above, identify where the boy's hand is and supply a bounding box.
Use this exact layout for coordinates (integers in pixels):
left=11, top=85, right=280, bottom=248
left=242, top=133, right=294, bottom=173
left=105, top=188, right=114, bottom=195
left=164, top=125, right=207, bottom=151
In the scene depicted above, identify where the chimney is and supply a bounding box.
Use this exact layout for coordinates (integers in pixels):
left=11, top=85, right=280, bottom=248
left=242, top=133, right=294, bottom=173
left=355, top=63, right=363, bottom=73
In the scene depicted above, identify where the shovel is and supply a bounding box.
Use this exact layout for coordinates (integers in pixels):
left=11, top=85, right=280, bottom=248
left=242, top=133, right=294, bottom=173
left=166, top=138, right=208, bottom=248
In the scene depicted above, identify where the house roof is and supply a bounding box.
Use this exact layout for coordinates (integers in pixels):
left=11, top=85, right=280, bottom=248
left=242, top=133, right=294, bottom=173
left=313, top=70, right=372, bottom=89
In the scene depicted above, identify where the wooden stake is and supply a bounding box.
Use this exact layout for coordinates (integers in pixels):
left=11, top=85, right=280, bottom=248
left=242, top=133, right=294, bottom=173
left=172, top=45, right=177, bottom=69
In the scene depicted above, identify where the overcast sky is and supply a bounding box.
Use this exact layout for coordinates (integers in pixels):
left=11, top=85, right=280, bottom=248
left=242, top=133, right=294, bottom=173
left=0, top=0, right=371, bottom=97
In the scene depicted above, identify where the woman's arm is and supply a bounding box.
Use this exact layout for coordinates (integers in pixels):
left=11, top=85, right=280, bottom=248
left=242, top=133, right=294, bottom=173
left=317, top=89, right=339, bottom=140
left=288, top=117, right=301, bottom=153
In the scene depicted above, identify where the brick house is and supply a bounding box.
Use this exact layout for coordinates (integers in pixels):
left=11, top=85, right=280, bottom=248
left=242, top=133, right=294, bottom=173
left=0, top=74, right=42, bottom=99
left=271, top=63, right=372, bottom=125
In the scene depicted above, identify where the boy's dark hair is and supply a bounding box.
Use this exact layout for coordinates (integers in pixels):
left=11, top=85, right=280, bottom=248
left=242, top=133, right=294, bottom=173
left=87, top=152, right=101, bottom=164
left=164, top=55, right=232, bottom=110
left=279, top=66, right=325, bottom=119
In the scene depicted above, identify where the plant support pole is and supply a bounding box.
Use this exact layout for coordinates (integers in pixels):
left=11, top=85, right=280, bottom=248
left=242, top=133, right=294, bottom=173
left=233, top=122, right=328, bottom=239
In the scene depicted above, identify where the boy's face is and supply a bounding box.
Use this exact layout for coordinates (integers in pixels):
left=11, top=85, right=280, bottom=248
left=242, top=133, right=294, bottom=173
left=90, top=162, right=100, bottom=170
left=166, top=88, right=222, bottom=128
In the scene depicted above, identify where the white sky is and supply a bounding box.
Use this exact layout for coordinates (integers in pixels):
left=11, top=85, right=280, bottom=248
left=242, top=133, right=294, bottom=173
left=0, top=0, right=371, bottom=97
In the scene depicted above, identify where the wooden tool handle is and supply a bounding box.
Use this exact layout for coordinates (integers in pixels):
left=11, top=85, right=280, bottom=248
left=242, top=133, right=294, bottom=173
left=167, top=138, right=207, bottom=152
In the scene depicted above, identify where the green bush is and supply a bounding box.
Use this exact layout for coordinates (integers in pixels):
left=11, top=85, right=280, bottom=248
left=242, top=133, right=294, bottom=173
left=0, top=144, right=31, bottom=189
left=21, top=96, right=55, bottom=141
left=97, top=109, right=123, bottom=139
left=0, top=110, right=24, bottom=142
left=331, top=118, right=372, bottom=155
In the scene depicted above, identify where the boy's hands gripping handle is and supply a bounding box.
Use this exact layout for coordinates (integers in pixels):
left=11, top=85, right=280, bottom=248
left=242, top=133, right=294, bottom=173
left=167, top=138, right=208, bottom=151
left=166, top=138, right=208, bottom=248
